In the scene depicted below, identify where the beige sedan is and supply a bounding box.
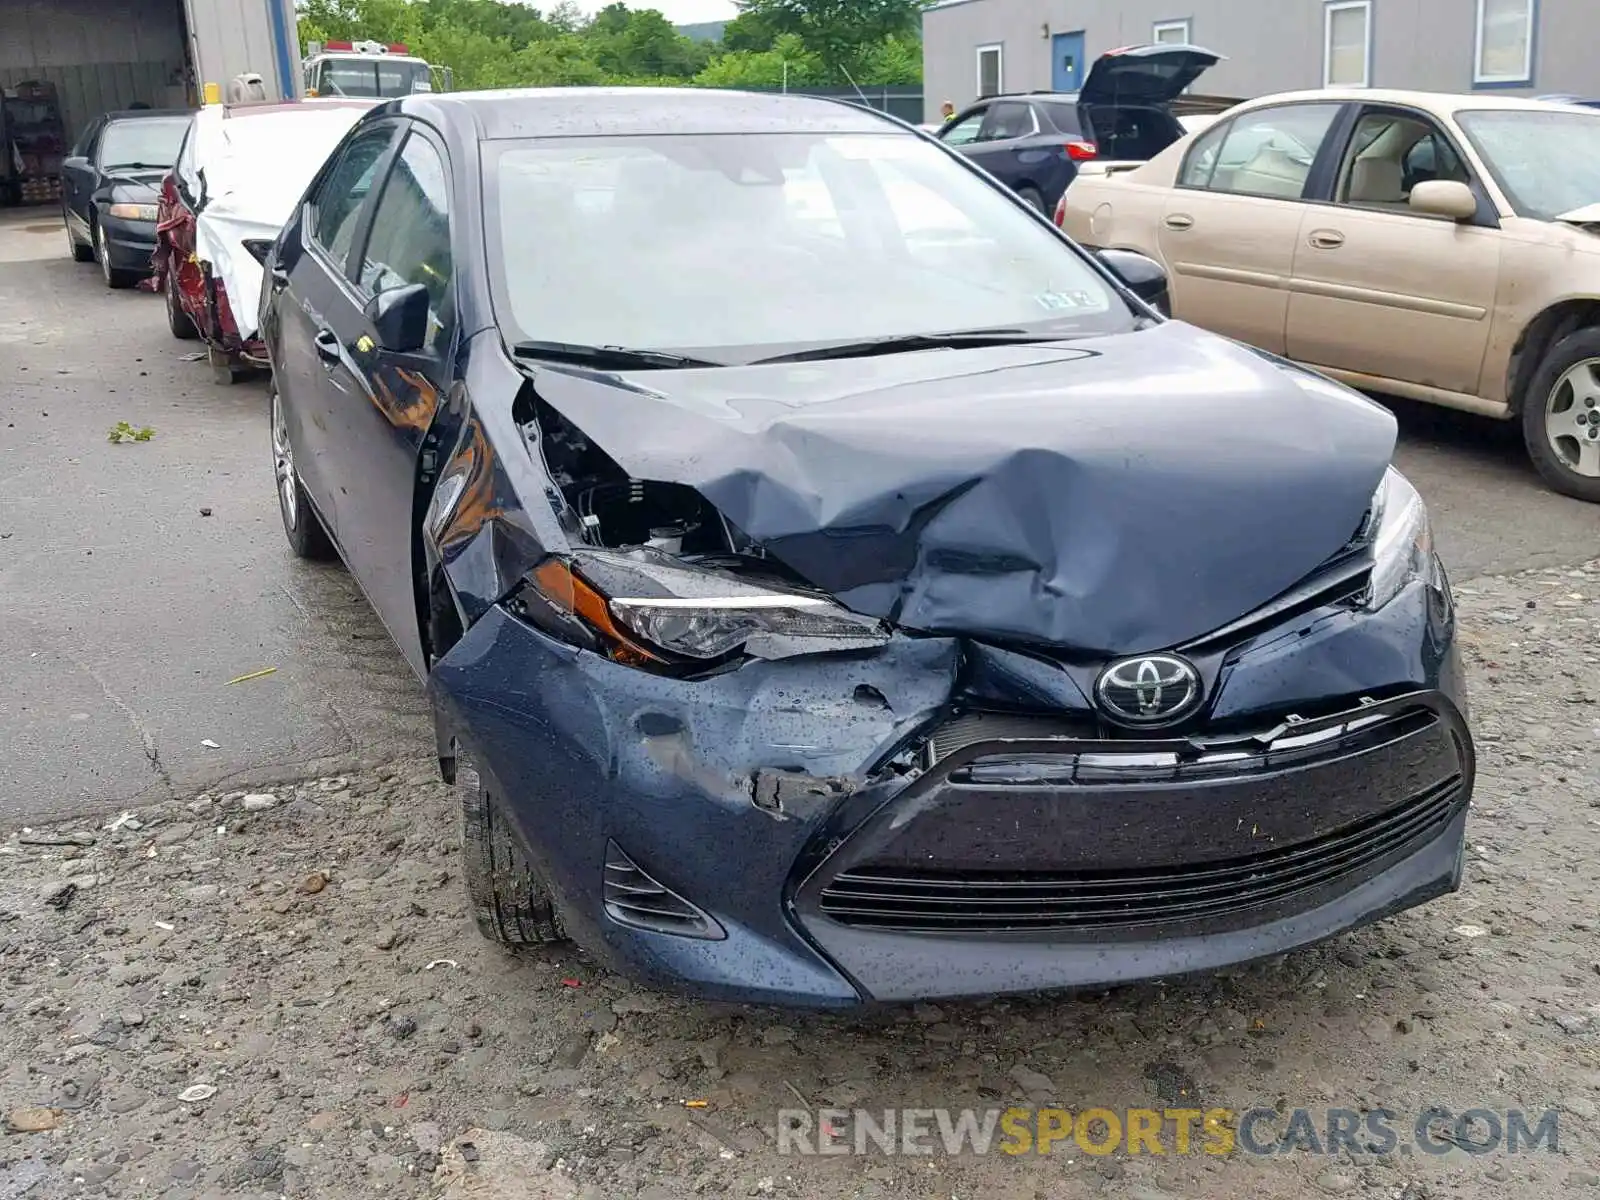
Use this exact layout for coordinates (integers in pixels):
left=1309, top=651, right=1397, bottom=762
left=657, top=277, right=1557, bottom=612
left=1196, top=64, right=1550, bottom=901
left=1057, top=89, right=1600, bottom=503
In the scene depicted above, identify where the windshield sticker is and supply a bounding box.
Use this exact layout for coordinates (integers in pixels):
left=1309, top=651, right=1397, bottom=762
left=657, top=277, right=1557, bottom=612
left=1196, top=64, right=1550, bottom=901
left=1035, top=290, right=1097, bottom=311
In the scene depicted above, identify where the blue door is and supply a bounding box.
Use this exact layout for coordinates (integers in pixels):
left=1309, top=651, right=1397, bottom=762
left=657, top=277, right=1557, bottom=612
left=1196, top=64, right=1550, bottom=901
left=1052, top=31, right=1086, bottom=92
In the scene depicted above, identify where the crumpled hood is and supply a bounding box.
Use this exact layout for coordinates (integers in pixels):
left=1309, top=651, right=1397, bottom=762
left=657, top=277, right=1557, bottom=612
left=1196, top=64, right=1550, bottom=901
left=527, top=322, right=1397, bottom=654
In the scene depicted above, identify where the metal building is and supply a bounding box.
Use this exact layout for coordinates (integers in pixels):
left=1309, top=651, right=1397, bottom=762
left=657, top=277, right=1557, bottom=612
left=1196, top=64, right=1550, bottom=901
left=921, top=0, right=1597, bottom=122
left=0, top=0, right=301, bottom=142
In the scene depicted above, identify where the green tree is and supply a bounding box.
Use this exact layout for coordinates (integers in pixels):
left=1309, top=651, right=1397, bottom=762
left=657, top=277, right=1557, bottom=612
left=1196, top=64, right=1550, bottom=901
left=693, top=32, right=821, bottom=89
left=732, top=0, right=928, bottom=78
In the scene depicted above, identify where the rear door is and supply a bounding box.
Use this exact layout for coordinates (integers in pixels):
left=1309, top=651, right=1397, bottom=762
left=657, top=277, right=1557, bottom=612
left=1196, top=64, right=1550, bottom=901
left=1157, top=101, right=1346, bottom=352
left=274, top=118, right=406, bottom=533
left=317, top=125, right=458, bottom=676
left=1284, top=105, right=1501, bottom=394
left=960, top=101, right=1041, bottom=192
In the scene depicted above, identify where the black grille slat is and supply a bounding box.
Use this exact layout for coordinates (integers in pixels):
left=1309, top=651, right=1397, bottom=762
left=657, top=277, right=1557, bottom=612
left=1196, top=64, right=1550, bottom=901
left=818, top=777, right=1465, bottom=934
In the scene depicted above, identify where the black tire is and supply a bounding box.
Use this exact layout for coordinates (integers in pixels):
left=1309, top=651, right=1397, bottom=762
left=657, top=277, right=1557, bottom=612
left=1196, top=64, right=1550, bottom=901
left=458, top=748, right=567, bottom=946
left=165, top=267, right=198, bottom=339
left=67, top=215, right=94, bottom=263
left=1521, top=327, right=1600, bottom=504
left=270, top=386, right=338, bottom=561
left=93, top=217, right=138, bottom=289
left=1018, top=186, right=1046, bottom=214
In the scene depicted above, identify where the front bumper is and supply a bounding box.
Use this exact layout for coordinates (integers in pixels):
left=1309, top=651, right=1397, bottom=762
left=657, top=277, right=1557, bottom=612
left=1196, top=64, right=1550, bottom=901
left=430, top=575, right=1472, bottom=1008
left=99, top=215, right=158, bottom=273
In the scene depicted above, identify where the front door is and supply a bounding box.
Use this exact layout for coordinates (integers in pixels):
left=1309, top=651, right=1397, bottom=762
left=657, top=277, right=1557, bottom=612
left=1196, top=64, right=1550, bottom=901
left=320, top=125, right=456, bottom=677
left=1285, top=107, right=1501, bottom=395
left=1052, top=32, right=1085, bottom=92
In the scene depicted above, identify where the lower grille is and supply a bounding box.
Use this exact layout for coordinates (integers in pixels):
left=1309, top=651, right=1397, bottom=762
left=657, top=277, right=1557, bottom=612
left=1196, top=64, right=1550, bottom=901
left=604, top=841, right=725, bottom=940
left=817, top=775, right=1465, bottom=934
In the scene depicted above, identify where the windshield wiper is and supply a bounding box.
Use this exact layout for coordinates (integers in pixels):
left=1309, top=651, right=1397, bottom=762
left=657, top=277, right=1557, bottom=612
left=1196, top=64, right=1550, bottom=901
left=511, top=341, right=724, bottom=370
left=750, top=329, right=1073, bottom=365
left=102, top=161, right=168, bottom=171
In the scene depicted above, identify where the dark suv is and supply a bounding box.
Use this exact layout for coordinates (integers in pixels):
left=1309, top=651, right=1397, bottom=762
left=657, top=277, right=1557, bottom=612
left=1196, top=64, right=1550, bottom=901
left=937, top=43, right=1222, bottom=213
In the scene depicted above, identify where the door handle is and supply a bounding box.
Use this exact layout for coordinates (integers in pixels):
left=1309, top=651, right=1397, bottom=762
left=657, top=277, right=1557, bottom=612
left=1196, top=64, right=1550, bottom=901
left=1308, top=229, right=1346, bottom=249
left=313, top=328, right=340, bottom=363
left=1164, top=213, right=1194, bottom=230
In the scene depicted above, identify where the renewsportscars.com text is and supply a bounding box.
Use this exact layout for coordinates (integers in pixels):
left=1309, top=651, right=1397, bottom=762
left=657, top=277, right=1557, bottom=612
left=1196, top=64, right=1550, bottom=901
left=776, top=1106, right=1560, bottom=1158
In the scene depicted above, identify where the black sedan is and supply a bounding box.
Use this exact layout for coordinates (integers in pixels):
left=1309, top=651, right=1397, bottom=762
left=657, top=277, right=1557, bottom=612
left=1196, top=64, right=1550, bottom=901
left=260, top=87, right=1474, bottom=1007
left=61, top=108, right=190, bottom=288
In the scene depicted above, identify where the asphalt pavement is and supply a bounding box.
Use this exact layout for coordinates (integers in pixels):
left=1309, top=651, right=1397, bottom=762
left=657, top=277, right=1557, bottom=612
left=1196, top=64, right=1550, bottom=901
left=3, top=206, right=1598, bottom=826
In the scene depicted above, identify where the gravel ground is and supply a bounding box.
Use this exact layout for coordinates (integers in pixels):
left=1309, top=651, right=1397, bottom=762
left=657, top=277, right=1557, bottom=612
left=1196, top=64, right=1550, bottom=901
left=2, top=560, right=1599, bottom=1200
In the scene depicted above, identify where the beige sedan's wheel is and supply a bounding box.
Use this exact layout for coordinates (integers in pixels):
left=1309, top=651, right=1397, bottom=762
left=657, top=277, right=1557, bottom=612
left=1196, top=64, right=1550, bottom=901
left=1523, top=330, right=1600, bottom=504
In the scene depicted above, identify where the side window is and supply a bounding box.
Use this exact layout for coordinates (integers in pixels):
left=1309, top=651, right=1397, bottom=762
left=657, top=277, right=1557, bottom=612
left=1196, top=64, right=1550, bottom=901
left=356, top=133, right=453, bottom=348
left=1196, top=103, right=1343, bottom=199
left=71, top=120, right=101, bottom=159
left=940, top=109, right=986, bottom=146
left=977, top=101, right=1035, bottom=142
left=1178, top=120, right=1230, bottom=187
left=309, top=124, right=397, bottom=270
left=1336, top=111, right=1471, bottom=210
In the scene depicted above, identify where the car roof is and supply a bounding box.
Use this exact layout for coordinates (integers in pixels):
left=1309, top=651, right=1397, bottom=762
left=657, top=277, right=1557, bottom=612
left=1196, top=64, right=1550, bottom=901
left=1222, top=87, right=1600, bottom=117
left=101, top=108, right=192, bottom=122
left=384, top=87, right=900, bottom=141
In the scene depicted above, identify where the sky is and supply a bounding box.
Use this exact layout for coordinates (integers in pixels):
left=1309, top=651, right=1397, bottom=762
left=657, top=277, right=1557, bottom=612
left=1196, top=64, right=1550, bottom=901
left=570, top=0, right=738, bottom=23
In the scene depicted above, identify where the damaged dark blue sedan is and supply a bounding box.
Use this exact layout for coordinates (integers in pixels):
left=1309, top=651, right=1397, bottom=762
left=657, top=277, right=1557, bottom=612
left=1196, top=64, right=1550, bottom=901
left=259, top=87, right=1474, bottom=1007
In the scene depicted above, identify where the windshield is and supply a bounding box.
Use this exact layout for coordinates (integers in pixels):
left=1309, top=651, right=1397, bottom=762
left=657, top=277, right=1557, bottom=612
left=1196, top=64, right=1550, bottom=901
left=97, top=117, right=187, bottom=170
left=1456, top=108, right=1600, bottom=220
left=485, top=131, right=1131, bottom=362
left=317, top=59, right=430, bottom=98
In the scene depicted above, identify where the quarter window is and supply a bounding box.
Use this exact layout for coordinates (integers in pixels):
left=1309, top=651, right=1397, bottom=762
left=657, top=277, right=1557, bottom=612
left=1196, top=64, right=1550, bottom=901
left=309, top=124, right=397, bottom=270
left=1475, top=0, right=1533, bottom=85
left=976, top=44, right=1003, bottom=99
left=1180, top=103, right=1342, bottom=199
left=1324, top=1, right=1372, bottom=88
left=356, top=133, right=454, bottom=347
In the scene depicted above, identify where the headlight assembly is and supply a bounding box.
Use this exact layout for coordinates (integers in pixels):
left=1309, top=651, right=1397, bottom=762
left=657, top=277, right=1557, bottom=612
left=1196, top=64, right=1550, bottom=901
left=510, top=546, right=888, bottom=667
left=1364, top=467, right=1437, bottom=610
left=107, top=203, right=159, bottom=222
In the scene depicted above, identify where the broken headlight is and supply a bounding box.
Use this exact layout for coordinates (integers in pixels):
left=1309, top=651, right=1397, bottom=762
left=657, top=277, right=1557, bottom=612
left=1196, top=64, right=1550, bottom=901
left=1364, top=467, right=1437, bottom=611
left=513, top=546, right=888, bottom=666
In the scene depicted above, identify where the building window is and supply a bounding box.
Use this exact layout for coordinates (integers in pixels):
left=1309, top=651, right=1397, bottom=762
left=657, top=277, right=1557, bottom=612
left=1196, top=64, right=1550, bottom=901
left=1153, top=20, right=1191, bottom=45
left=976, top=44, right=1003, bottom=98
left=1475, top=0, right=1534, bottom=85
left=1324, top=1, right=1371, bottom=88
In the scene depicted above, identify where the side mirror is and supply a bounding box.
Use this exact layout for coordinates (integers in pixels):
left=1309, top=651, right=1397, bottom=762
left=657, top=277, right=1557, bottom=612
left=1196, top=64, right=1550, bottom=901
left=1409, top=179, right=1477, bottom=221
left=63, top=155, right=88, bottom=171
left=1095, top=248, right=1171, bottom=316
left=242, top=238, right=274, bottom=267
left=366, top=283, right=431, bottom=353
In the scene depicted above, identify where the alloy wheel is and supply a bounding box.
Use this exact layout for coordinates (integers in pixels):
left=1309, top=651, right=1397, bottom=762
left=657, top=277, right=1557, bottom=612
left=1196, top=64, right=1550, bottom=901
left=96, top=222, right=112, bottom=286
left=1544, top=357, right=1600, bottom=479
left=271, top=389, right=299, bottom=530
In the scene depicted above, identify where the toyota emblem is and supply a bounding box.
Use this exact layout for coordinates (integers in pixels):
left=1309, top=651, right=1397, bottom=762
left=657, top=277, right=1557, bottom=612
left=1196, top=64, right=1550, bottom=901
left=1094, top=654, right=1202, bottom=727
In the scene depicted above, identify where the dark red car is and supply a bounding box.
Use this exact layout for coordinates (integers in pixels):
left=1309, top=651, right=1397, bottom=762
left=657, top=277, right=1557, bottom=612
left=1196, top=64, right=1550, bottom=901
left=151, top=99, right=377, bottom=383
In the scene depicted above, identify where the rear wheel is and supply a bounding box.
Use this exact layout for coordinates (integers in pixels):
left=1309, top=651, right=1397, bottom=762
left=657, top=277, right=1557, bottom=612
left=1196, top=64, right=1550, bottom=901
left=94, top=218, right=138, bottom=289
left=1018, top=186, right=1046, bottom=214
left=270, top=386, right=338, bottom=561
left=66, top=215, right=94, bottom=263
left=165, top=267, right=198, bottom=339
left=1522, top=328, right=1600, bottom=503
left=457, top=747, right=567, bottom=946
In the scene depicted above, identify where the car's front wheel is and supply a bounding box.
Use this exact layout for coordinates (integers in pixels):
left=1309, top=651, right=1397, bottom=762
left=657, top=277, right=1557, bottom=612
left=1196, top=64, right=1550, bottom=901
left=1523, top=328, right=1600, bottom=503
left=94, top=217, right=138, bottom=289
left=457, top=747, right=568, bottom=947
left=270, top=386, right=338, bottom=561
left=165, top=266, right=198, bottom=339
